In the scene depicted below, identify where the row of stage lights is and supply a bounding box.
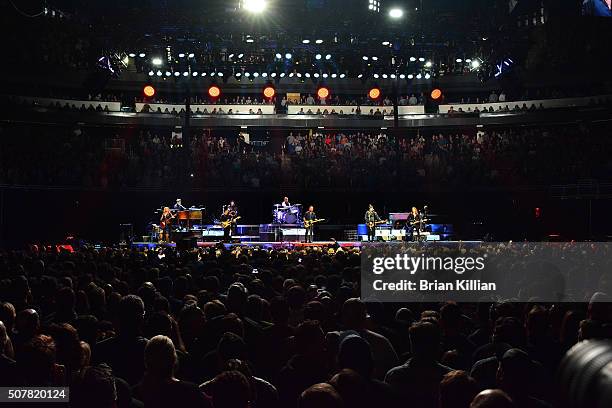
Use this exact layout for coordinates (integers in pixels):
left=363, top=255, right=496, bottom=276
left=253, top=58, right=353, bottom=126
left=146, top=71, right=442, bottom=80
left=142, top=84, right=445, bottom=102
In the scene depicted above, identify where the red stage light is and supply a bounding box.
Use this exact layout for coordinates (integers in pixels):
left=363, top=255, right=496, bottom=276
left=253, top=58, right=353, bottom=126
left=263, top=86, right=276, bottom=99
left=317, top=87, right=330, bottom=99
left=368, top=88, right=381, bottom=99
left=208, top=85, right=221, bottom=98
left=431, top=88, right=442, bottom=100
left=143, top=85, right=156, bottom=97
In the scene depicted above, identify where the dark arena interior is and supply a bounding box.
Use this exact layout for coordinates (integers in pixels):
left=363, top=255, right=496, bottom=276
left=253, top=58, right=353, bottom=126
left=1, top=0, right=612, bottom=407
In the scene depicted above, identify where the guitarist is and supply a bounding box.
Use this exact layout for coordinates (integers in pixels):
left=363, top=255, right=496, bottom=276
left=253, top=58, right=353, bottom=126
left=364, top=204, right=382, bottom=242
left=405, top=206, right=422, bottom=242
left=220, top=208, right=236, bottom=242
left=160, top=207, right=174, bottom=243
left=303, top=205, right=317, bottom=243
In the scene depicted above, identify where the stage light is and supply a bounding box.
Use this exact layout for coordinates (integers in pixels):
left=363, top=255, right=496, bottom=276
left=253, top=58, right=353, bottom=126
left=389, top=8, right=404, bottom=18
left=372, top=56, right=379, bottom=61
left=128, top=53, right=136, bottom=58
left=424, top=73, right=431, bottom=79
left=271, top=72, right=277, bottom=77
left=382, top=74, right=388, bottom=78
left=425, top=61, right=432, bottom=68
left=339, top=73, right=346, bottom=78
left=390, top=74, right=396, bottom=79
left=431, top=89, right=442, bottom=100
left=156, top=70, right=162, bottom=76
left=358, top=74, right=363, bottom=78
left=188, top=53, right=195, bottom=58
left=314, top=73, right=320, bottom=78
left=285, top=53, right=292, bottom=59
left=330, top=73, right=336, bottom=78
left=368, top=87, right=381, bottom=99
left=262, top=72, right=268, bottom=77
left=238, top=53, right=244, bottom=58
left=254, top=72, right=260, bottom=77
left=305, top=73, right=311, bottom=78
left=416, top=73, right=422, bottom=79
left=362, top=56, right=369, bottom=61
left=152, top=57, right=163, bottom=66
left=322, top=73, right=329, bottom=78
left=471, top=59, right=481, bottom=69
left=315, top=39, right=323, bottom=44
left=139, top=53, right=146, bottom=58
left=218, top=72, right=224, bottom=77
left=279, top=73, right=286, bottom=77
left=325, top=54, right=331, bottom=60
left=315, top=54, right=322, bottom=60
left=192, top=72, right=198, bottom=76
left=165, top=71, right=171, bottom=76
left=202, top=72, right=207, bottom=76
left=243, top=0, right=267, bottom=13
left=382, top=41, right=390, bottom=46
left=407, top=74, right=414, bottom=79
left=174, top=72, right=180, bottom=77
left=143, top=85, right=156, bottom=97
left=410, top=57, right=416, bottom=62
left=263, top=86, right=276, bottom=99
left=208, top=85, right=221, bottom=98
left=183, top=72, right=189, bottom=77
left=465, top=59, right=472, bottom=63
left=399, top=74, right=406, bottom=79
left=235, top=72, right=241, bottom=77
left=244, top=72, right=250, bottom=77
left=179, top=53, right=185, bottom=58
left=419, top=57, right=425, bottom=62
left=373, top=74, right=380, bottom=78
left=246, top=38, right=254, bottom=43
left=317, top=87, right=330, bottom=99
left=148, top=70, right=154, bottom=76
left=297, top=73, right=302, bottom=78
left=302, top=39, right=310, bottom=44
left=229, top=53, right=234, bottom=59
left=276, top=53, right=282, bottom=59
left=456, top=58, right=463, bottom=63
left=289, top=73, right=294, bottom=77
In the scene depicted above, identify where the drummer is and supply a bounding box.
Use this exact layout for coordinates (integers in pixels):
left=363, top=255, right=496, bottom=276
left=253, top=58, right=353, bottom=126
left=173, top=198, right=186, bottom=211
left=280, top=196, right=291, bottom=208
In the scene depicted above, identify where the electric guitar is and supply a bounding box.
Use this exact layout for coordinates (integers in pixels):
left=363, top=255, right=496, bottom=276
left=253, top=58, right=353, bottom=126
left=304, top=218, right=325, bottom=228
left=221, top=216, right=241, bottom=229
left=367, top=220, right=388, bottom=228
left=408, top=217, right=429, bottom=226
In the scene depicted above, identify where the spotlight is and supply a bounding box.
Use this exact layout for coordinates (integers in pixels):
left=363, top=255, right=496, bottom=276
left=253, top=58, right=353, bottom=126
left=128, top=53, right=136, bottom=58
left=362, top=56, right=369, bottom=61
left=183, top=72, right=189, bottom=77
left=456, top=58, right=463, bottom=63
left=271, top=72, right=277, bottom=77
left=262, top=73, right=268, bottom=77
left=229, top=53, right=234, bottom=59
left=357, top=74, right=363, bottom=78
left=143, top=85, right=156, bottom=97
left=425, top=61, right=432, bottom=68
left=285, top=53, right=292, bottom=59
left=289, top=73, right=294, bottom=77
left=246, top=38, right=254, bottom=43
left=389, top=8, right=404, bottom=18
left=156, top=70, right=162, bottom=76
left=263, top=86, right=276, bottom=99
left=305, top=73, right=311, bottom=78
left=419, top=57, right=425, bottom=62
left=382, top=41, right=390, bottom=46
left=244, top=72, right=251, bottom=77
left=416, top=73, right=422, bottom=79
left=279, top=73, right=286, bottom=77
left=368, top=87, right=381, bottom=100
left=297, top=73, right=302, bottom=77
left=372, top=56, right=379, bottom=61
left=208, top=85, right=221, bottom=98
left=218, top=72, right=224, bottom=77
left=325, top=54, right=331, bottom=60
left=179, top=53, right=185, bottom=58
left=322, top=73, right=329, bottom=78
left=315, top=54, right=322, bottom=60
left=407, top=74, right=414, bottom=79
left=315, top=39, right=323, bottom=44
left=238, top=53, right=244, bottom=58
left=330, top=73, right=336, bottom=78
left=339, top=73, right=346, bottom=78
left=276, top=53, right=282, bottom=59
left=202, top=72, right=207, bottom=76
left=148, top=71, right=154, bottom=76
left=139, top=53, right=146, bottom=58
left=235, top=73, right=241, bottom=77
left=165, top=71, right=171, bottom=76
left=314, top=73, right=320, bottom=78
left=373, top=74, right=380, bottom=78
left=174, top=72, right=180, bottom=77
left=302, top=39, right=310, bottom=44
left=317, top=87, right=330, bottom=99
left=390, top=74, right=396, bottom=79
left=152, top=57, right=163, bottom=66
left=410, top=57, right=416, bottom=62
left=188, top=53, right=195, bottom=58
left=431, top=88, right=442, bottom=100
left=382, top=74, right=388, bottom=78
left=399, top=74, right=406, bottom=79
left=192, top=72, right=198, bottom=76
left=254, top=72, right=260, bottom=77
left=471, top=59, right=481, bottom=69
left=243, top=0, right=267, bottom=13
left=424, top=73, right=431, bottom=79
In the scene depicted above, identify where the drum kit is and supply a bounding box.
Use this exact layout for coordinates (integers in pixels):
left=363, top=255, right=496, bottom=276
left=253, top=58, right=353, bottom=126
left=273, top=203, right=302, bottom=224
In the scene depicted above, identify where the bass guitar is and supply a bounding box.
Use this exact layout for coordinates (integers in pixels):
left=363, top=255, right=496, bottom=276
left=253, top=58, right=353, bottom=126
left=367, top=220, right=388, bottom=228
left=160, top=213, right=176, bottom=229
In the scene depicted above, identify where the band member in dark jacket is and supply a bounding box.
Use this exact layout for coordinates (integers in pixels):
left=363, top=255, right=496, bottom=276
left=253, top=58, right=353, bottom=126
left=303, top=205, right=317, bottom=243
left=364, top=204, right=381, bottom=242
left=220, top=208, right=233, bottom=242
